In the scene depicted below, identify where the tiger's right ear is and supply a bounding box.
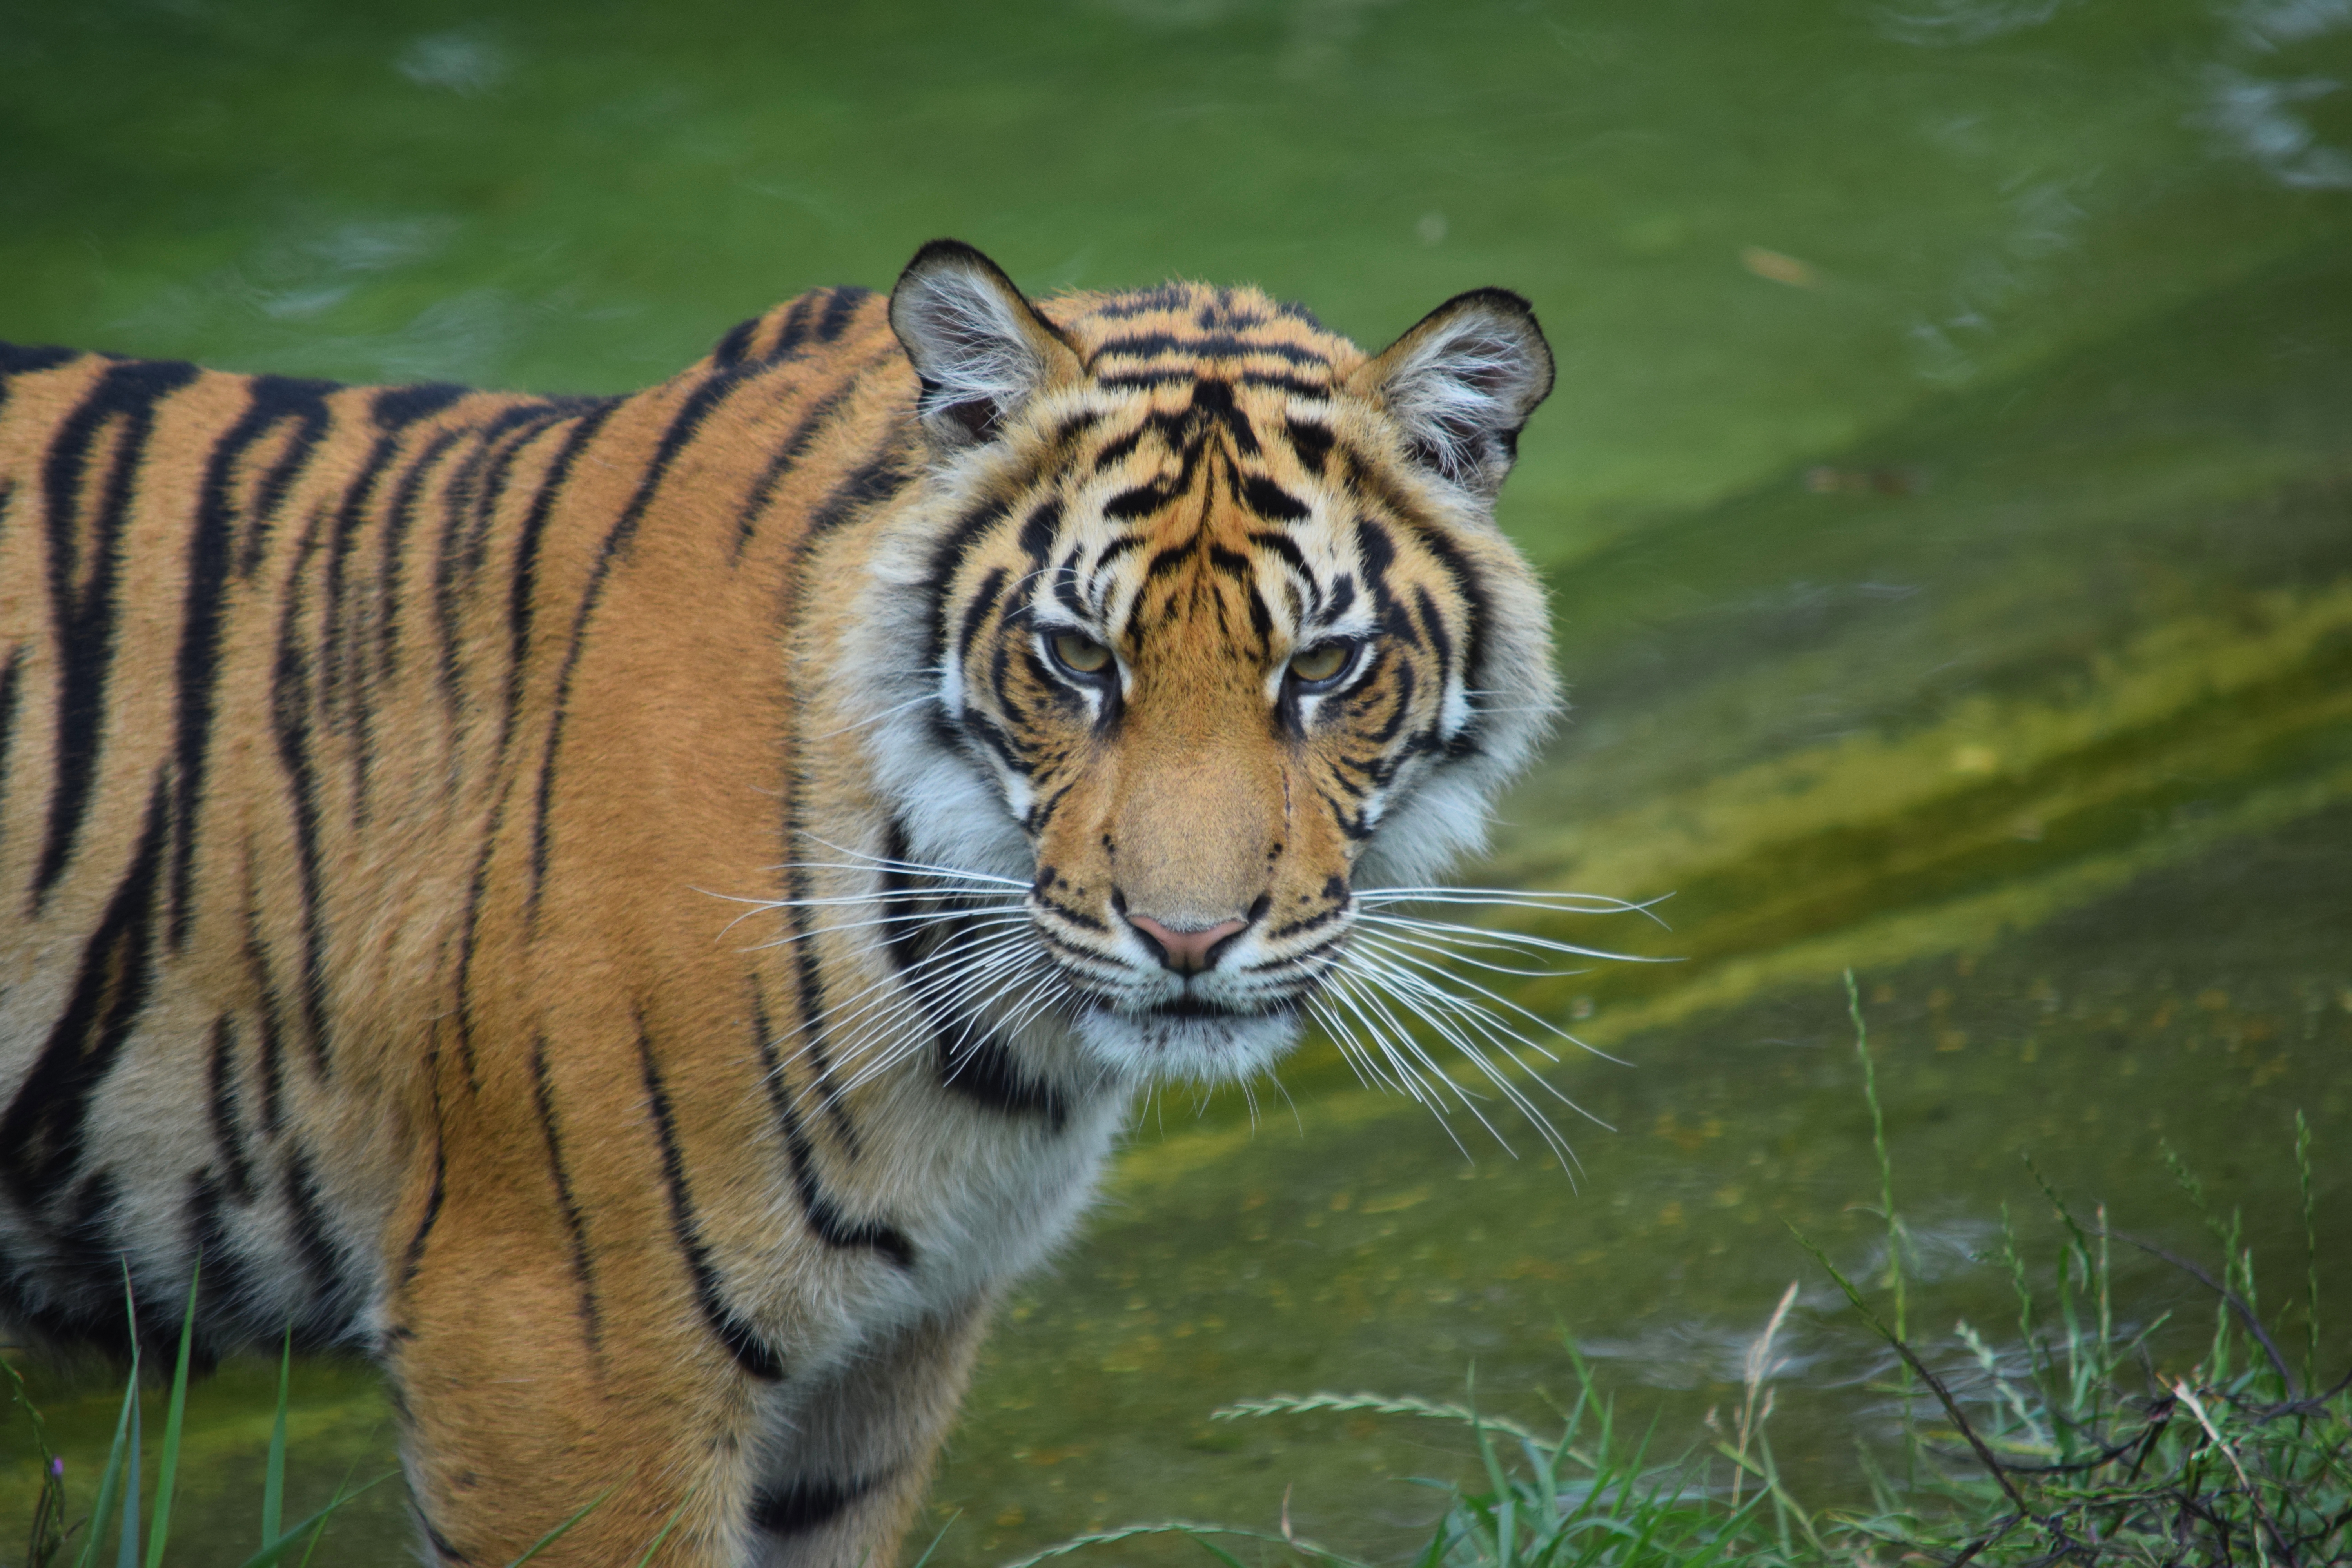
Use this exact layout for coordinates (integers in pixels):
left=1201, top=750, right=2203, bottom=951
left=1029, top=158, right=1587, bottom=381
left=889, top=240, right=1083, bottom=448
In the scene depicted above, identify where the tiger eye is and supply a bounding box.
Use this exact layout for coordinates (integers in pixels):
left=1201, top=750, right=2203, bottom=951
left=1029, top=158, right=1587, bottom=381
left=1288, top=642, right=1350, bottom=684
left=1052, top=632, right=1113, bottom=675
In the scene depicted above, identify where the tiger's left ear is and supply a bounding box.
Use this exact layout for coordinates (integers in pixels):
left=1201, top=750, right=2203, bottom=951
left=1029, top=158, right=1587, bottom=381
left=889, top=239, right=1084, bottom=448
left=1350, top=289, right=1554, bottom=498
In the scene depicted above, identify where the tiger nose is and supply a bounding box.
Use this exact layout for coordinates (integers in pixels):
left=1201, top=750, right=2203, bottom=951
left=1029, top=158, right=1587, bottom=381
left=1125, top=914, right=1248, bottom=975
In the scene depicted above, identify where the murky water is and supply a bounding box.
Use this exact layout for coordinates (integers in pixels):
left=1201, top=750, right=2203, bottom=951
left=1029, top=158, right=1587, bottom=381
left=4, top=0, right=2350, bottom=1563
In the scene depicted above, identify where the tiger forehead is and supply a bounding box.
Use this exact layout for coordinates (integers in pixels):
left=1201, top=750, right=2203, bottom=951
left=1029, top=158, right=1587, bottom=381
left=1045, top=282, right=1363, bottom=387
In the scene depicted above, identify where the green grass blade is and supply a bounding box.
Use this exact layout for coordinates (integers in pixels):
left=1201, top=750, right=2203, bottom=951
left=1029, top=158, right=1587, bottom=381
left=228, top=1472, right=397, bottom=1568
left=116, top=1363, right=141, bottom=1568
left=905, top=1509, right=959, bottom=1568
left=504, top=1486, right=616, bottom=1566
left=998, top=1523, right=1371, bottom=1568
left=262, top=1324, right=290, bottom=1549
left=628, top=1484, right=699, bottom=1568
left=70, top=1364, right=139, bottom=1568
left=143, top=1261, right=200, bottom=1568
left=1185, top=1532, right=1254, bottom=1568
left=1847, top=969, right=1907, bottom=1345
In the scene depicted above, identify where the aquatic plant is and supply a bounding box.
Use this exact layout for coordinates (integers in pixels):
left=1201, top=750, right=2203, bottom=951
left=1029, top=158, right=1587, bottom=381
left=1016, top=975, right=2350, bottom=1568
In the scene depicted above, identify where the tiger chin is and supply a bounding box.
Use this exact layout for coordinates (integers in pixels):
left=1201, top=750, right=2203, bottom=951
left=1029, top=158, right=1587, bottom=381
left=0, top=240, right=1558, bottom=1567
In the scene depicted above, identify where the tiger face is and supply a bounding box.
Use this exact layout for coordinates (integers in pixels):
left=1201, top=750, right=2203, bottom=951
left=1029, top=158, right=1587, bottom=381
left=856, top=243, right=1559, bottom=1086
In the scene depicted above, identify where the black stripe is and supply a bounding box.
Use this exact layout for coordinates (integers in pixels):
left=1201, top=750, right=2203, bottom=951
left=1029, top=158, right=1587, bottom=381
left=918, top=495, right=1012, bottom=676
left=1095, top=370, right=1196, bottom=390
left=732, top=381, right=853, bottom=560
left=1092, top=285, right=1191, bottom=319
left=399, top=1116, right=446, bottom=1288
left=372, top=383, right=468, bottom=432
left=806, top=441, right=910, bottom=534
left=1015, top=497, right=1063, bottom=564
left=499, top=402, right=619, bottom=761
left=711, top=316, right=760, bottom=367
left=1093, top=425, right=1147, bottom=470
left=1049, top=548, right=1090, bottom=621
left=529, top=1036, right=603, bottom=1350
left=0, top=777, right=169, bottom=1209
left=0, top=342, right=76, bottom=378
left=352, top=427, right=465, bottom=822
left=1144, top=539, right=1198, bottom=581
left=1414, top=582, right=1456, bottom=693
left=319, top=398, right=446, bottom=749
left=1245, top=529, right=1312, bottom=586
left=1092, top=332, right=1328, bottom=366
left=1241, top=474, right=1310, bottom=523
left=14, top=1172, right=138, bottom=1356
left=0, top=645, right=22, bottom=852
left=637, top=1026, right=786, bottom=1381
left=1105, top=483, right=1169, bottom=522
left=1239, top=370, right=1330, bottom=398
left=1205, top=542, right=1257, bottom=584
left=953, top=567, right=1009, bottom=671
left=244, top=895, right=288, bottom=1133
left=431, top=404, right=557, bottom=725
left=33, top=358, right=201, bottom=907
left=1283, top=418, right=1334, bottom=474
left=776, top=786, right=859, bottom=1155
left=269, top=509, right=334, bottom=1064
left=1392, top=514, right=1490, bottom=733
left=183, top=1171, right=245, bottom=1363
left=418, top=1513, right=471, bottom=1565
left=229, top=377, right=338, bottom=575
left=874, top=825, right=1069, bottom=1130
left=205, top=1016, right=254, bottom=1201
left=751, top=1474, right=882, bottom=1536
left=460, top=401, right=582, bottom=573
left=766, top=295, right=818, bottom=360
left=170, top=377, right=335, bottom=949
left=1266, top=897, right=1347, bottom=941
left=750, top=995, right=916, bottom=1268
left=283, top=1146, right=345, bottom=1312
left=935, top=1033, right=1070, bottom=1132
left=815, top=285, right=873, bottom=342
left=605, top=368, right=753, bottom=562
left=1188, top=379, right=1260, bottom=455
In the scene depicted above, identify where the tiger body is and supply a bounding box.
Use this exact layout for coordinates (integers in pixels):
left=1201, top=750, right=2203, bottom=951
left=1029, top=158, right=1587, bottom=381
left=0, top=244, right=1557, bottom=1565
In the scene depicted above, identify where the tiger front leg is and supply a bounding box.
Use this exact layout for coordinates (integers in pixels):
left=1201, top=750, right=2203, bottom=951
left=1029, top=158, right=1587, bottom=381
left=739, top=1292, right=995, bottom=1568
left=383, top=1235, right=778, bottom=1567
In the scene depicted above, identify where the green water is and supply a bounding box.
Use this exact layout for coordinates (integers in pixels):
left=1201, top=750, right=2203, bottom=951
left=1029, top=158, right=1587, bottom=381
left=4, top=1, right=2350, bottom=1563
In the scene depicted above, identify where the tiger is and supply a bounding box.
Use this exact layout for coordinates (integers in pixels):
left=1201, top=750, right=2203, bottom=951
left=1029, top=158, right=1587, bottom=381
left=0, top=239, right=1559, bottom=1566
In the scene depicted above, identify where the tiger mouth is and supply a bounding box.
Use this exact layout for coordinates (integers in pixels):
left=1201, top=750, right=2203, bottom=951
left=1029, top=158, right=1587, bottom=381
left=1088, top=993, right=1307, bottom=1025
left=1142, top=995, right=1255, bottom=1020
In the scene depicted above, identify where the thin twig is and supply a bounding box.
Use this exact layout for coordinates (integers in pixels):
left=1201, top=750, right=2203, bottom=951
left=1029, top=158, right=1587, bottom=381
left=2096, top=1229, right=2300, bottom=1396
left=1788, top=1221, right=2040, bottom=1520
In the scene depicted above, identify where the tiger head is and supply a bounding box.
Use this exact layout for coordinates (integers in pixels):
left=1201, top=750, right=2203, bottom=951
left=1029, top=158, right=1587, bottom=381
left=851, top=241, right=1557, bottom=1087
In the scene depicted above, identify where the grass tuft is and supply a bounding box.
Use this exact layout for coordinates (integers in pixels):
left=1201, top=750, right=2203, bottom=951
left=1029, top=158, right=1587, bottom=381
left=1023, top=976, right=2352, bottom=1568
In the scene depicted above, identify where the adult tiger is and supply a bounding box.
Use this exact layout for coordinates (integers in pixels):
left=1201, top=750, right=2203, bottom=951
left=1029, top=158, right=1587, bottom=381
left=0, top=240, right=1558, bottom=1566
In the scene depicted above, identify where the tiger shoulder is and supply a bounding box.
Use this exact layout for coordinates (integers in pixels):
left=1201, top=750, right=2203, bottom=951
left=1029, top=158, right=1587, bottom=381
left=0, top=240, right=1559, bottom=1568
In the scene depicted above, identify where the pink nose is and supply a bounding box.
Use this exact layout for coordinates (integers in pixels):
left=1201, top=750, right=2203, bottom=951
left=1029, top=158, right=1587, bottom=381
left=1126, top=915, right=1247, bottom=975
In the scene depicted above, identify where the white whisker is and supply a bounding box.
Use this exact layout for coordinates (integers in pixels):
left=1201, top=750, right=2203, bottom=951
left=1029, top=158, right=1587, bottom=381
left=813, top=691, right=941, bottom=739
left=1355, top=911, right=1662, bottom=963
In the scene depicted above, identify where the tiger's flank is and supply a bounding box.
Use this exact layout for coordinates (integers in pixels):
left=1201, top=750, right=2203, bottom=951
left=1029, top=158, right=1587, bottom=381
left=0, top=240, right=1560, bottom=1566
